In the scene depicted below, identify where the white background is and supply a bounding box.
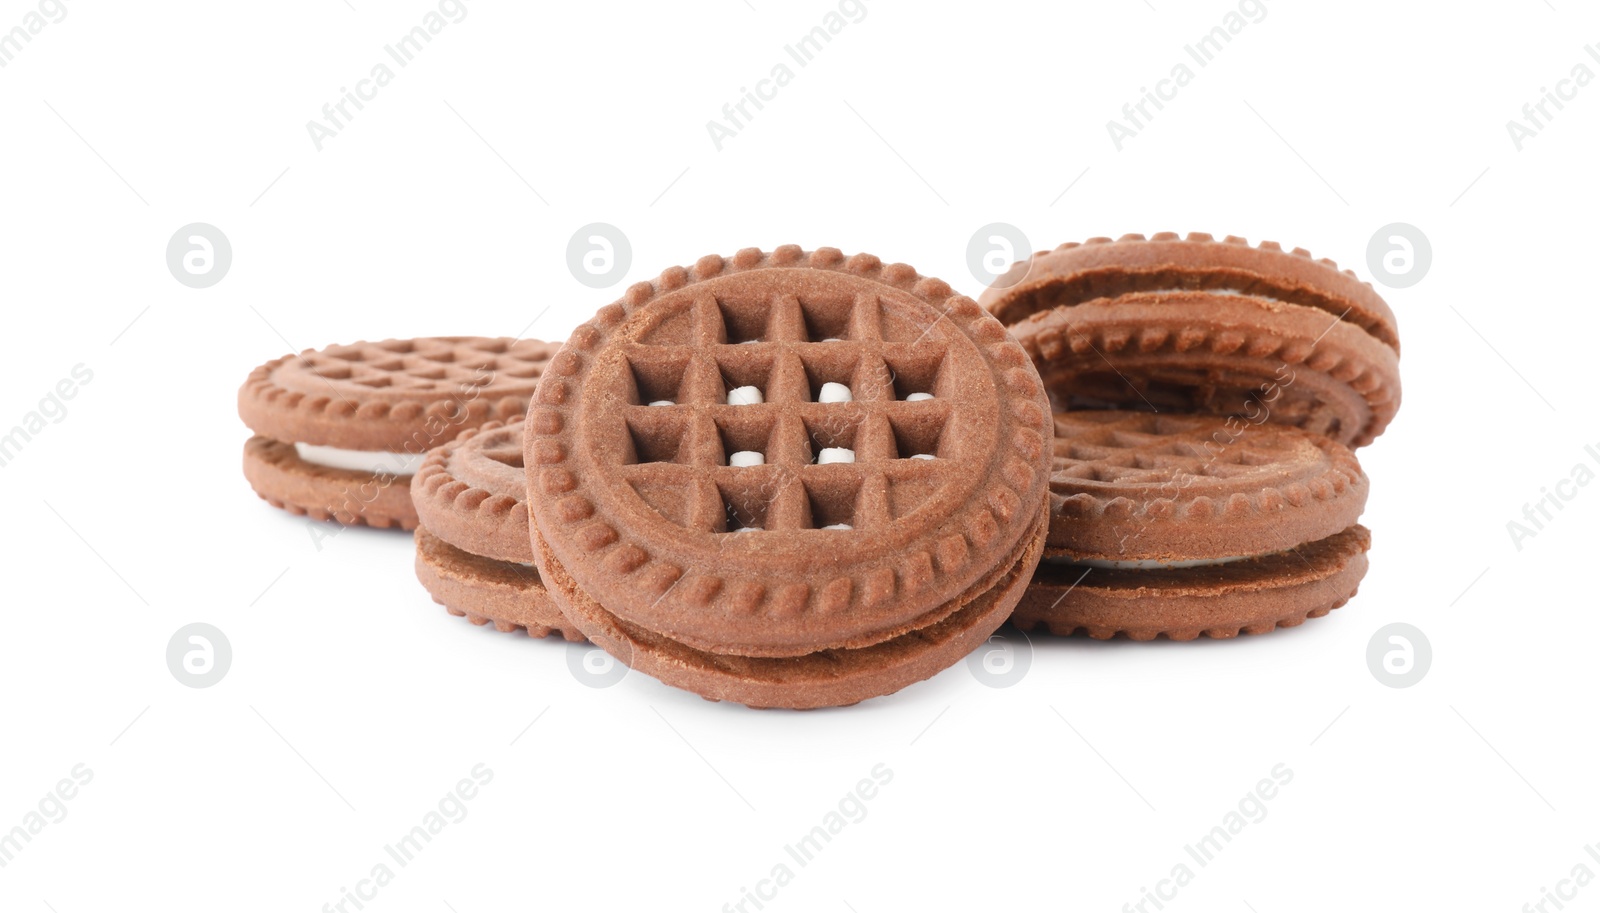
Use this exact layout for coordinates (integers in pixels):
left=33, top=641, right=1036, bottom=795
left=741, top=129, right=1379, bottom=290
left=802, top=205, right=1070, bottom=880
left=2, top=1, right=1595, bottom=911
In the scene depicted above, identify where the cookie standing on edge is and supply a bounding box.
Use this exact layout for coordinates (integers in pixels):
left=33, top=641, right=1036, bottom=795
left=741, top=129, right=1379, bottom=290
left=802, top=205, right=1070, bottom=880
left=1015, top=411, right=1371, bottom=640
left=239, top=337, right=558, bottom=530
left=525, top=247, right=1055, bottom=709
left=979, top=233, right=1401, bottom=448
left=411, top=420, right=583, bottom=639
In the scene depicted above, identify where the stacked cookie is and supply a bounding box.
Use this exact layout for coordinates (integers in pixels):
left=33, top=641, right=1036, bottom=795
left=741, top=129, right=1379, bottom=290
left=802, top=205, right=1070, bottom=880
left=411, top=420, right=583, bottom=640
left=238, top=337, right=559, bottom=530
left=979, top=233, right=1400, bottom=640
left=522, top=248, right=1054, bottom=708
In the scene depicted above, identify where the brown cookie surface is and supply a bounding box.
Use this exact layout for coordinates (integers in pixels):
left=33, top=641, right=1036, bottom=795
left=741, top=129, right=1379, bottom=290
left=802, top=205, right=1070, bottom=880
left=239, top=337, right=557, bottom=528
left=1014, top=292, right=1399, bottom=448
left=1047, top=411, right=1368, bottom=562
left=1021, top=410, right=1371, bottom=640
left=981, top=234, right=1401, bottom=448
left=538, top=505, right=1046, bottom=709
left=1015, top=525, right=1370, bottom=641
left=412, top=420, right=532, bottom=564
left=239, top=337, right=557, bottom=450
left=981, top=232, right=1397, bottom=350
left=526, top=247, right=1054, bottom=707
left=408, top=420, right=579, bottom=638
left=243, top=436, right=417, bottom=529
left=414, top=527, right=582, bottom=640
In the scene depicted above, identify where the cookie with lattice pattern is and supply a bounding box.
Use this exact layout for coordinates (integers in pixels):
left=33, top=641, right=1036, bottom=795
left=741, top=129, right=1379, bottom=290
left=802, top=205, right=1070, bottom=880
left=239, top=336, right=558, bottom=529
left=410, top=420, right=581, bottom=639
left=525, top=247, right=1053, bottom=708
left=1016, top=410, right=1371, bottom=640
left=980, top=233, right=1401, bottom=448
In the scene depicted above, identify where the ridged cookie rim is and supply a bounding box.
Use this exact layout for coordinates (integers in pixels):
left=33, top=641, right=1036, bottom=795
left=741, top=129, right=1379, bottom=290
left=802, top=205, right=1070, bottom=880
left=537, top=504, right=1046, bottom=709
left=242, top=435, right=417, bottom=529
left=1015, top=524, right=1370, bottom=640
left=525, top=246, right=1055, bottom=657
left=238, top=336, right=557, bottom=451
left=1046, top=410, right=1369, bottom=562
left=414, top=526, right=583, bottom=640
left=1013, top=292, right=1401, bottom=447
left=411, top=420, right=533, bottom=564
left=979, top=232, right=1398, bottom=353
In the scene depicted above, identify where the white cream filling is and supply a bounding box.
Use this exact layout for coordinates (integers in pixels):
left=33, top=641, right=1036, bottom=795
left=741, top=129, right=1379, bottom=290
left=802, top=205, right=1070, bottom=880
left=1046, top=553, right=1261, bottom=571
left=1140, top=287, right=1248, bottom=296
left=294, top=442, right=426, bottom=476
left=818, top=382, right=852, bottom=403
left=727, top=386, right=764, bottom=406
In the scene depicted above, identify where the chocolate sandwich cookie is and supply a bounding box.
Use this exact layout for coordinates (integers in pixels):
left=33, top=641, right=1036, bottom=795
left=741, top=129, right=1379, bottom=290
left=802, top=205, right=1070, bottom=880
left=525, top=247, right=1054, bottom=709
left=1014, top=411, right=1371, bottom=640
left=239, top=336, right=558, bottom=529
left=979, top=233, right=1401, bottom=448
left=411, top=420, right=582, bottom=639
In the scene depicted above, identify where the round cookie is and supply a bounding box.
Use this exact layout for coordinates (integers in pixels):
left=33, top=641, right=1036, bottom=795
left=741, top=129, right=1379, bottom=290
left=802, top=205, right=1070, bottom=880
left=525, top=247, right=1054, bottom=708
left=411, top=420, right=582, bottom=639
left=979, top=233, right=1401, bottom=448
left=1013, top=410, right=1372, bottom=640
left=239, top=336, right=558, bottom=529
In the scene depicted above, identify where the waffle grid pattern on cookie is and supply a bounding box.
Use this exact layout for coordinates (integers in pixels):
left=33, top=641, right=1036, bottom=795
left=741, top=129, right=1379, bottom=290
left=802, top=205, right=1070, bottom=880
left=527, top=247, right=1053, bottom=643
left=595, top=287, right=965, bottom=535
left=285, top=337, right=548, bottom=397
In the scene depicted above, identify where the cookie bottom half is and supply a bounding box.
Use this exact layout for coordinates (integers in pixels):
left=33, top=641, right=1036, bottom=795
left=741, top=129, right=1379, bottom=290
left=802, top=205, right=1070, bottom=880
left=1014, top=524, right=1371, bottom=641
left=535, top=505, right=1048, bottom=710
left=243, top=436, right=418, bottom=530
left=414, top=527, right=584, bottom=640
